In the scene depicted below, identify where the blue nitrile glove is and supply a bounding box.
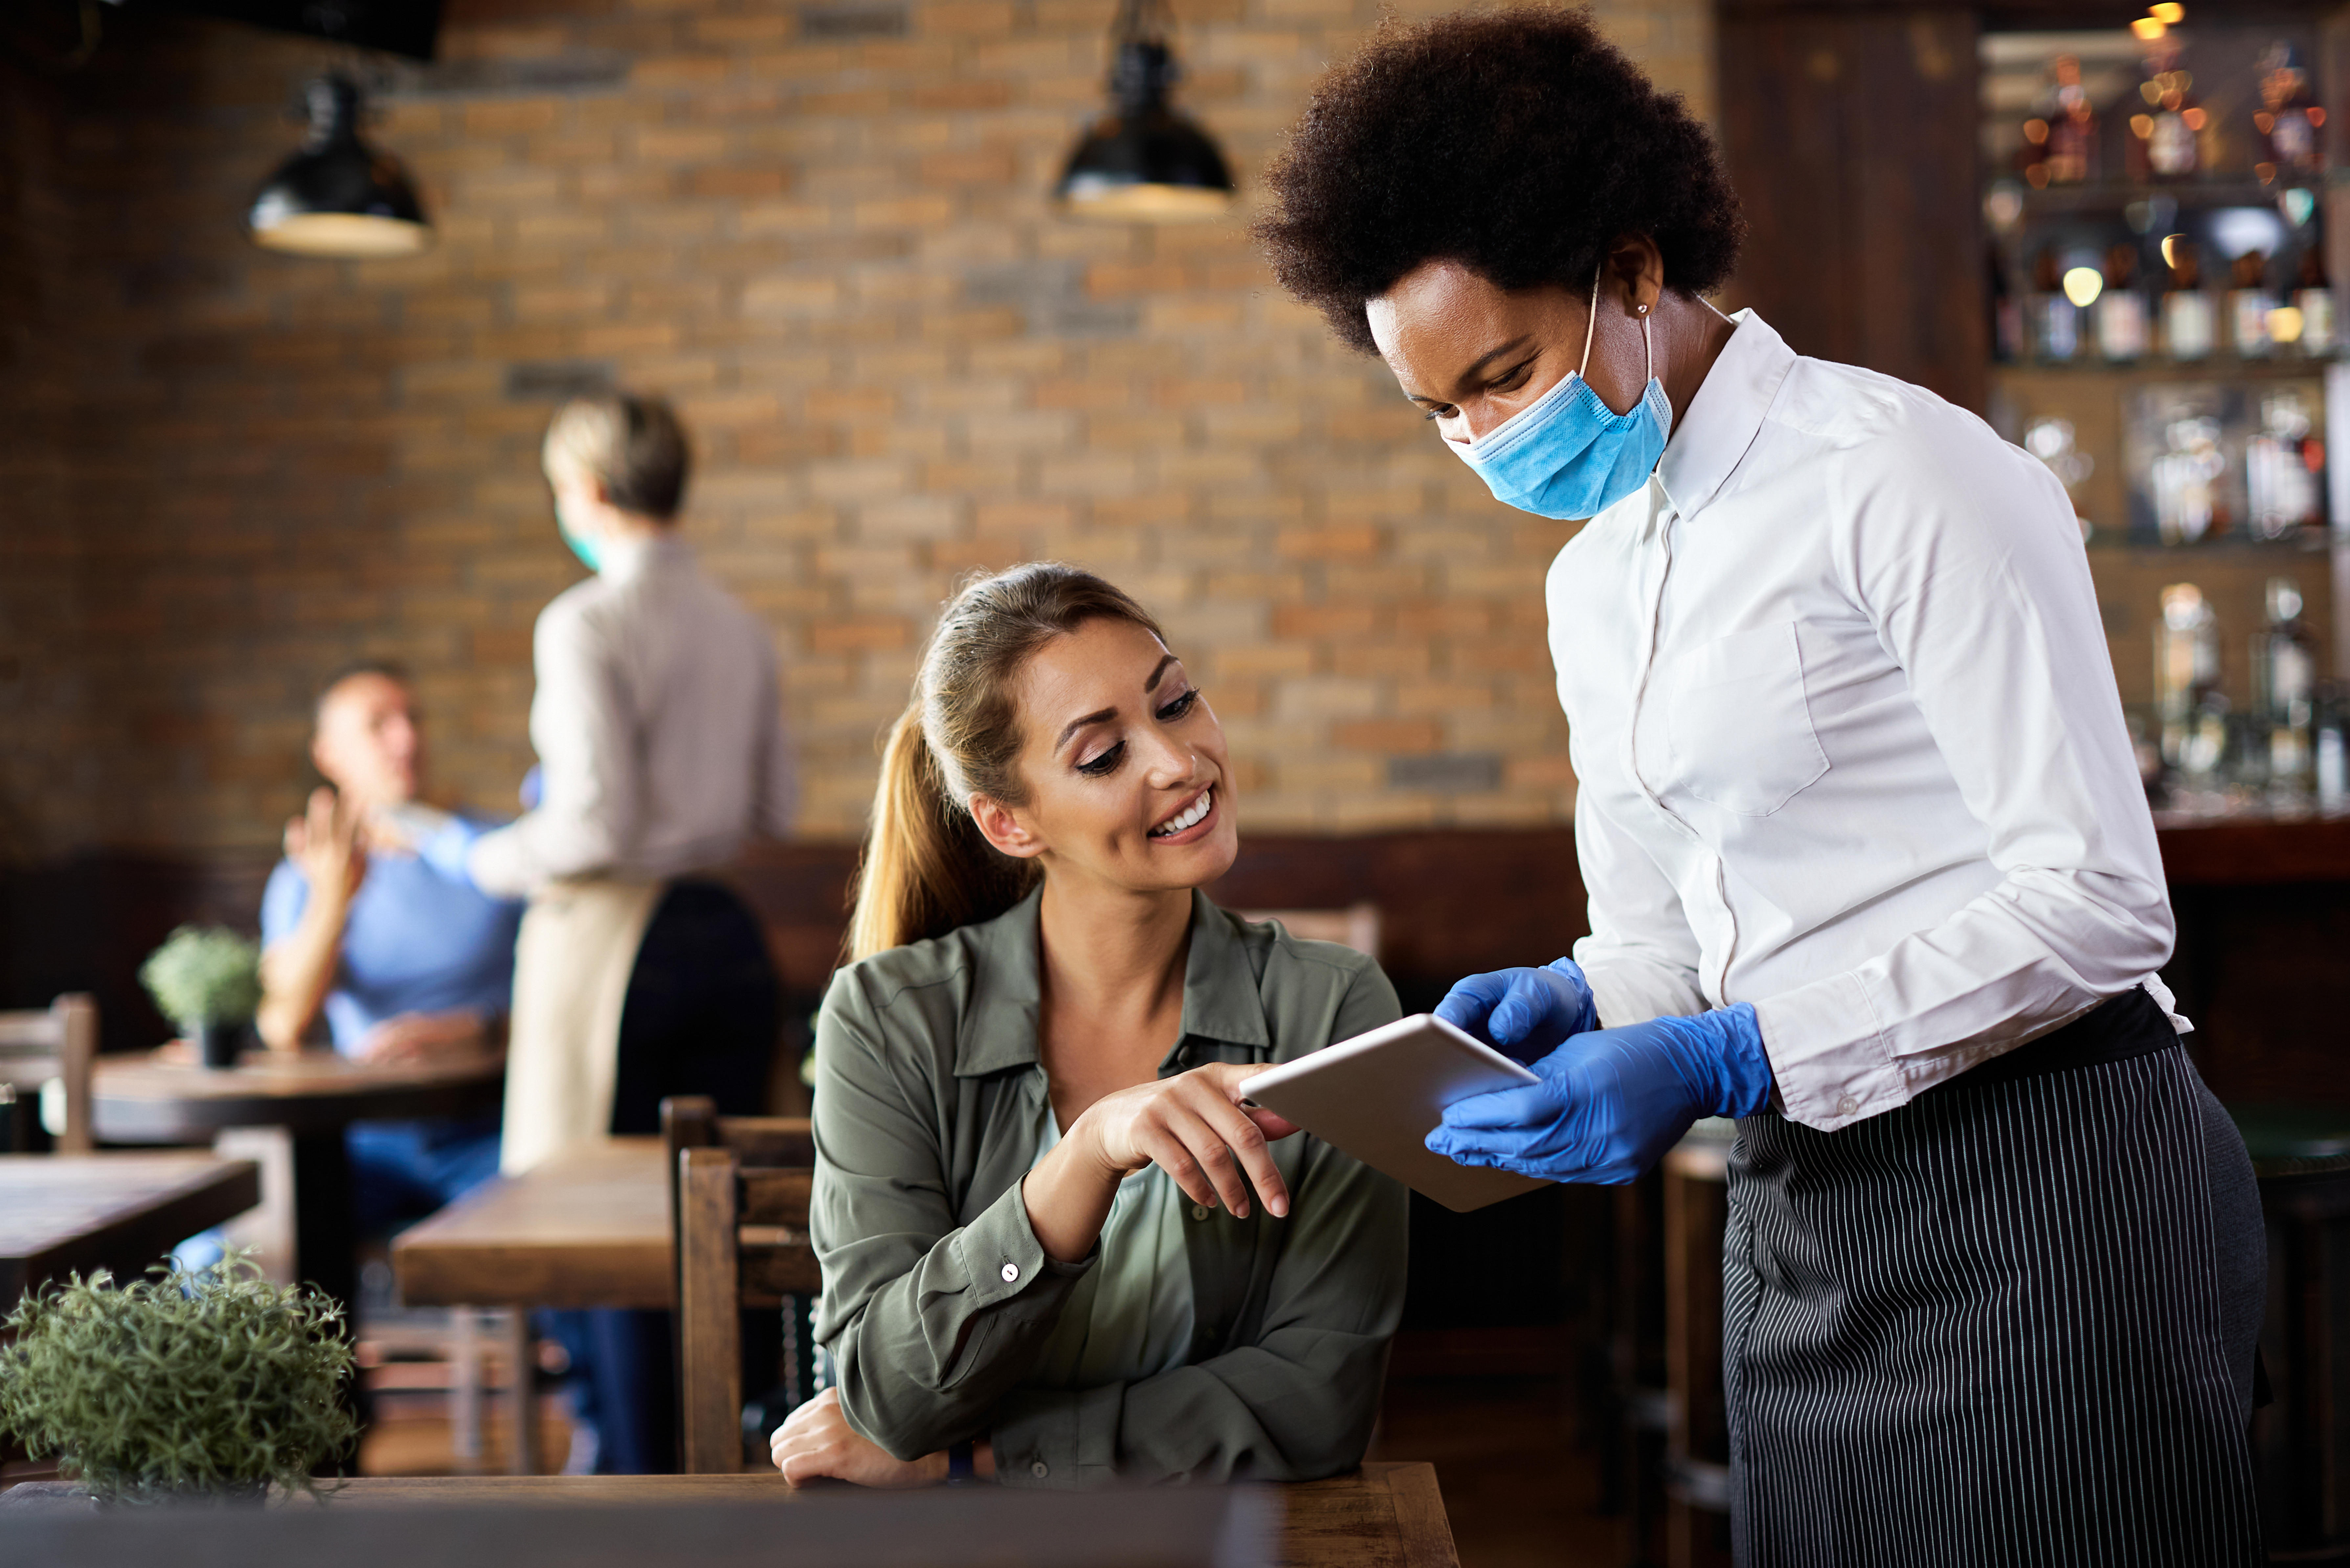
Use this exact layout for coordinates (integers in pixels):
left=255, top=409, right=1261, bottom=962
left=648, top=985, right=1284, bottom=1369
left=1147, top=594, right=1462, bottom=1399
left=416, top=817, right=486, bottom=889
left=1434, top=959, right=1599, bottom=1067
left=1426, top=1005, right=1775, bottom=1184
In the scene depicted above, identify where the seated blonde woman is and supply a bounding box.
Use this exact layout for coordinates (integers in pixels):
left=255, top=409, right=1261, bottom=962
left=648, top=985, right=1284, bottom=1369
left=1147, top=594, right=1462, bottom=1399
left=769, top=563, right=1407, bottom=1489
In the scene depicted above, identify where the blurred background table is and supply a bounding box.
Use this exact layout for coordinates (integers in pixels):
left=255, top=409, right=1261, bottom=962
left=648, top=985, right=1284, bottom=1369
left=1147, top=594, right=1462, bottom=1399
left=90, top=1051, right=503, bottom=1325
left=392, top=1136, right=669, bottom=1312
left=0, top=1152, right=259, bottom=1302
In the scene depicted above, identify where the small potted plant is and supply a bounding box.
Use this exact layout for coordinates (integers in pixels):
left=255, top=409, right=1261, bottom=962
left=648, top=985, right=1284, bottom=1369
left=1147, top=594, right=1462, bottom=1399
left=139, top=925, right=262, bottom=1069
left=0, top=1253, right=356, bottom=1506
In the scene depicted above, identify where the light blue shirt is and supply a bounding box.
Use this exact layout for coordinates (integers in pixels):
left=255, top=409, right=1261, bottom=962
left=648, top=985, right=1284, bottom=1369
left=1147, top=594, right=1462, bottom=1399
left=260, top=832, right=525, bottom=1056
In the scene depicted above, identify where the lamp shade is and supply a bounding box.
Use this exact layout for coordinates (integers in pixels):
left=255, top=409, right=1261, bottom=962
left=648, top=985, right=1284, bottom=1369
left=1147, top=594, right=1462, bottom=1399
left=1056, top=36, right=1234, bottom=223
left=249, top=76, right=431, bottom=258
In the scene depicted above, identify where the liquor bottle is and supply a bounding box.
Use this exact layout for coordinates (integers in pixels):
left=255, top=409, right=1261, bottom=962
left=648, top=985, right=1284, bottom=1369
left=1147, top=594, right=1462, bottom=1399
left=2230, top=250, right=2276, bottom=358
left=2044, top=56, right=2098, bottom=185
left=2160, top=239, right=2213, bottom=361
left=2317, top=684, right=2349, bottom=813
left=2246, top=389, right=2323, bottom=538
left=2251, top=576, right=2318, bottom=801
left=2096, top=244, right=2148, bottom=361
left=1989, top=248, right=2024, bottom=363
left=2152, top=416, right=2226, bottom=543
left=2019, top=116, right=2052, bottom=189
left=2135, top=41, right=2202, bottom=181
left=2031, top=247, right=2079, bottom=362
left=2292, top=244, right=2335, bottom=355
left=2255, top=41, right=2326, bottom=184
left=2154, top=584, right=2225, bottom=791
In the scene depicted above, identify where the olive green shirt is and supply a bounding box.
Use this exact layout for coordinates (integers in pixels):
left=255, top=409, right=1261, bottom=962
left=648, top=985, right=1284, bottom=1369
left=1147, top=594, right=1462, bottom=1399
left=810, top=886, right=1409, bottom=1488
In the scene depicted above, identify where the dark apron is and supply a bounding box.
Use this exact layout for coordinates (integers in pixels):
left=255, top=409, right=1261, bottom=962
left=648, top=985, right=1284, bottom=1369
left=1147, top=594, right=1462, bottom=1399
left=1723, top=988, right=2265, bottom=1567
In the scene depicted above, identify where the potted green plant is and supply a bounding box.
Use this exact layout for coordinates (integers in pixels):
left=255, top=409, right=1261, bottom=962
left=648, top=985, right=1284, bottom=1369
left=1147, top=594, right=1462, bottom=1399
left=0, top=1253, right=356, bottom=1506
left=138, top=925, right=262, bottom=1069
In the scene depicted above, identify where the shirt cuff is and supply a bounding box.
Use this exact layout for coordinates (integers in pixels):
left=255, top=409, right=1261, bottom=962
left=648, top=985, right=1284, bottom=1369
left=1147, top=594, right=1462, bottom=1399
left=990, top=1382, right=1123, bottom=1489
left=1749, top=973, right=1907, bottom=1131
left=1583, top=960, right=1707, bottom=1030
left=949, top=1175, right=1094, bottom=1317
left=463, top=825, right=529, bottom=900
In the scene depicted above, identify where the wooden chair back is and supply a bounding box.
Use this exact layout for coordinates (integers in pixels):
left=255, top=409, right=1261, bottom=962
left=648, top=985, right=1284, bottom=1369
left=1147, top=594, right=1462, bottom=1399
left=661, top=1095, right=820, bottom=1474
left=0, top=994, right=97, bottom=1153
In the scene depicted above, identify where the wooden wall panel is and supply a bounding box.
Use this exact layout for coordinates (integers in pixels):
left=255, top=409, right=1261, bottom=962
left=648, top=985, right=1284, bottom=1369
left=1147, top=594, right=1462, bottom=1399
left=1715, top=5, right=1988, bottom=412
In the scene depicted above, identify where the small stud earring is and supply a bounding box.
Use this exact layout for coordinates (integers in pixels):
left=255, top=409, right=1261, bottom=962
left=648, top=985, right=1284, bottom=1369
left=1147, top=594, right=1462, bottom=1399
left=1637, top=303, right=1649, bottom=315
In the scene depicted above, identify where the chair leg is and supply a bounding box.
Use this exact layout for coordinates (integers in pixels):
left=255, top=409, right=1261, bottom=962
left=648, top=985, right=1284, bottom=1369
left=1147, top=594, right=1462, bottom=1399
left=451, top=1308, right=483, bottom=1470
left=497, top=1309, right=538, bottom=1475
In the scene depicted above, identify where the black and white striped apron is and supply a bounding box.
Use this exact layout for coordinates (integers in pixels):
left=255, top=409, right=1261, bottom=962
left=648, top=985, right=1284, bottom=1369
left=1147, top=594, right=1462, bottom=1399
left=1723, top=988, right=2265, bottom=1567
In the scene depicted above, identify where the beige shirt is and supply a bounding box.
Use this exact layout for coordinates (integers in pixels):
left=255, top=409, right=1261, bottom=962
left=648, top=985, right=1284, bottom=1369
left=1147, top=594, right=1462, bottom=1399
left=469, top=533, right=794, bottom=897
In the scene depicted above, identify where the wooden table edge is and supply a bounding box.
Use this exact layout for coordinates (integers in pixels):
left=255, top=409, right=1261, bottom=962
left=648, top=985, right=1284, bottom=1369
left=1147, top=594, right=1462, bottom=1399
left=0, top=1158, right=261, bottom=1302
left=0, top=1459, right=1461, bottom=1568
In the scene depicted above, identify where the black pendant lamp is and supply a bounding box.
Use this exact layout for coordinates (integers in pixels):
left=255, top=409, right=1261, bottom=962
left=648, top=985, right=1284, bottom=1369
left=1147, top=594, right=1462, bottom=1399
left=249, top=75, right=432, bottom=258
left=1055, top=0, right=1234, bottom=223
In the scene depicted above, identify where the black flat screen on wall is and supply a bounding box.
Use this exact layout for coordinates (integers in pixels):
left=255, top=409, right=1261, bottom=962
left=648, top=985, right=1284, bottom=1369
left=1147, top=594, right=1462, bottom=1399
left=114, top=0, right=442, bottom=59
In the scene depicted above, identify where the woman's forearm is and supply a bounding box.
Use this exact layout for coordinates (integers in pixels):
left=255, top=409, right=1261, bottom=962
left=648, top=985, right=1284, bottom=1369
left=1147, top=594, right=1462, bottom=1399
left=1019, top=1120, right=1122, bottom=1265
left=256, top=892, right=348, bottom=1050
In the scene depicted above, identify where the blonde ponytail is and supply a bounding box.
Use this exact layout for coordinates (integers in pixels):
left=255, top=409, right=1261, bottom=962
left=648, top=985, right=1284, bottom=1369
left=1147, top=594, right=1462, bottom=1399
left=847, top=702, right=1034, bottom=960
left=844, top=563, right=1166, bottom=961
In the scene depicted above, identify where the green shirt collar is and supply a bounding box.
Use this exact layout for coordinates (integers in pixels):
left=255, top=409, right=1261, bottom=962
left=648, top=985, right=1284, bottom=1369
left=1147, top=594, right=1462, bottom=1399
left=951, top=885, right=1271, bottom=1079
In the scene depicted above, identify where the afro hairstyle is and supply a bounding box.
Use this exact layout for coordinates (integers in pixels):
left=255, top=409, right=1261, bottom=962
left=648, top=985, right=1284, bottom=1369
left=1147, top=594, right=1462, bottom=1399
left=1256, top=6, right=1745, bottom=355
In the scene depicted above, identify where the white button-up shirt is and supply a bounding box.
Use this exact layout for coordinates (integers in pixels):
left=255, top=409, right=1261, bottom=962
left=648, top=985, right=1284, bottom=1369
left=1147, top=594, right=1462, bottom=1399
left=1549, top=312, right=2182, bottom=1132
left=469, top=532, right=795, bottom=896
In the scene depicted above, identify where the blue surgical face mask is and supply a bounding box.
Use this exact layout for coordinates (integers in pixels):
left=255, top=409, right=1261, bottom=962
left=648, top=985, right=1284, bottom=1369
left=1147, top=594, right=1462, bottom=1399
left=554, top=497, right=604, bottom=574
left=1452, top=267, right=1672, bottom=520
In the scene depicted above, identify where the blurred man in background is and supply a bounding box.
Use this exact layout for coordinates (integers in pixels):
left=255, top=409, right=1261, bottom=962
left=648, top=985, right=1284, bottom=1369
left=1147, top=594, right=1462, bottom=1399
left=258, top=664, right=524, bottom=1229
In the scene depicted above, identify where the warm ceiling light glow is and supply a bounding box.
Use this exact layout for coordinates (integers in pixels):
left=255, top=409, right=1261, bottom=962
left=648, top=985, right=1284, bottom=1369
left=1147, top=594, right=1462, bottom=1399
left=2132, top=17, right=2166, bottom=40
left=2149, top=2, right=2184, bottom=22
left=252, top=211, right=431, bottom=257
left=2062, top=267, right=2105, bottom=308
left=2270, top=305, right=2305, bottom=343
left=1060, top=181, right=1233, bottom=221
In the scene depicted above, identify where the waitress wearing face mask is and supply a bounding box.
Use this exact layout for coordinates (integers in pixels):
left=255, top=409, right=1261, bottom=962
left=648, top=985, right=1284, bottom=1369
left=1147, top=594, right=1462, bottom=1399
left=1259, top=11, right=2262, bottom=1566
left=411, top=390, right=795, bottom=1472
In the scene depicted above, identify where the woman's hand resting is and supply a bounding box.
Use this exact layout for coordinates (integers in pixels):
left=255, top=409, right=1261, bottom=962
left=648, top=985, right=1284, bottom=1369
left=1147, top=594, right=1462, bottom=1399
left=769, top=1388, right=959, bottom=1488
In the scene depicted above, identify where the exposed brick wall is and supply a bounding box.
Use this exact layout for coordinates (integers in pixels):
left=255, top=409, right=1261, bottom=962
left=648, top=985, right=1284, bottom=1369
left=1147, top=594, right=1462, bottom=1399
left=1, top=0, right=1712, bottom=856
left=0, top=55, right=94, bottom=863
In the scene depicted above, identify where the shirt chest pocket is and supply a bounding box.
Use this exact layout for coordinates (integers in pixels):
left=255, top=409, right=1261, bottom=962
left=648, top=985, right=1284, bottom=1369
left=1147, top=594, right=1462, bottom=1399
left=1662, top=623, right=1830, bottom=816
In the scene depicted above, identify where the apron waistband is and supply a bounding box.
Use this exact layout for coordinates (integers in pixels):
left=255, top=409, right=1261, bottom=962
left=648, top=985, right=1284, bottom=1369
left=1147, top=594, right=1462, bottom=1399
left=1932, top=985, right=2179, bottom=1097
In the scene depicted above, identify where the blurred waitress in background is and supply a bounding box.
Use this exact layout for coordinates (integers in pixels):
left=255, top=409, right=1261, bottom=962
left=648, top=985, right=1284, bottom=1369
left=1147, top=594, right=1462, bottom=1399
left=1258, top=11, right=2263, bottom=1565
left=414, top=391, right=796, bottom=1471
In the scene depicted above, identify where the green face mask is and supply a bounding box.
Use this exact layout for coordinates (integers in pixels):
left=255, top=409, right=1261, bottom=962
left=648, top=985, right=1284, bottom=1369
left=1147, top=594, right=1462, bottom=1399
left=554, top=498, right=603, bottom=573
left=559, top=523, right=603, bottom=574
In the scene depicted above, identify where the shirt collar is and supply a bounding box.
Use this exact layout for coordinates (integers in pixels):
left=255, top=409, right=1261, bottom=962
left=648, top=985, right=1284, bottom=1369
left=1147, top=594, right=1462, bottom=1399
left=1654, top=309, right=1795, bottom=519
left=951, top=886, right=1269, bottom=1078
left=599, top=529, right=688, bottom=585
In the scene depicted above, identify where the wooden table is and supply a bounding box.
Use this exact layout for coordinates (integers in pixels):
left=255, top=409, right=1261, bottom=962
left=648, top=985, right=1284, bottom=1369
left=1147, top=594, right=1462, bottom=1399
left=91, top=1050, right=504, bottom=1326
left=0, top=1153, right=261, bottom=1302
left=392, top=1136, right=670, bottom=1310
left=0, top=1461, right=1458, bottom=1567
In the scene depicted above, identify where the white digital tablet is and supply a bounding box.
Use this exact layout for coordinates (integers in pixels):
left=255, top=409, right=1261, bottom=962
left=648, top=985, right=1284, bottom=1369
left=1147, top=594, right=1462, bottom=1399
left=1242, top=1013, right=1550, bottom=1213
